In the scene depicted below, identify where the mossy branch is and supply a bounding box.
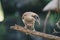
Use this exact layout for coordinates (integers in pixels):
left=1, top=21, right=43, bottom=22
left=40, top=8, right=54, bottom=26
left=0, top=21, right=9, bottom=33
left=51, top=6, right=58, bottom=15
left=10, top=24, right=60, bottom=40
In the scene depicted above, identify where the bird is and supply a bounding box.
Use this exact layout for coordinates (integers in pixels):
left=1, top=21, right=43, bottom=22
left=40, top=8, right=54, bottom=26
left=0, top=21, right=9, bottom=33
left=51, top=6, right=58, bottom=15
left=22, top=12, right=40, bottom=31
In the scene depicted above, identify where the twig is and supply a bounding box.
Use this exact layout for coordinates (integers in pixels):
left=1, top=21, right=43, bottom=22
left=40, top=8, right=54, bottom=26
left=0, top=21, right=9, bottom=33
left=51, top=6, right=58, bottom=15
left=43, top=11, right=50, bottom=33
left=10, top=24, right=60, bottom=40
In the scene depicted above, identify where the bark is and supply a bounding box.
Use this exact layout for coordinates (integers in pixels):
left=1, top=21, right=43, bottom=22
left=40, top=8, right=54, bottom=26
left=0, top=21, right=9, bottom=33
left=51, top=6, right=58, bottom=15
left=10, top=24, right=60, bottom=40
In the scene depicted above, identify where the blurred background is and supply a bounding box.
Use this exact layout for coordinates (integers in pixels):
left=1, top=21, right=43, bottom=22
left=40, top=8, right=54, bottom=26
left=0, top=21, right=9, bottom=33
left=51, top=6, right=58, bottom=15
left=0, top=0, right=60, bottom=40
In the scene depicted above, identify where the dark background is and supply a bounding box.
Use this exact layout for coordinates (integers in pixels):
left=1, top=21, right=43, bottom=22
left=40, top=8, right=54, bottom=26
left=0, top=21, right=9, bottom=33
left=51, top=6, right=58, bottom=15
left=0, top=0, right=60, bottom=40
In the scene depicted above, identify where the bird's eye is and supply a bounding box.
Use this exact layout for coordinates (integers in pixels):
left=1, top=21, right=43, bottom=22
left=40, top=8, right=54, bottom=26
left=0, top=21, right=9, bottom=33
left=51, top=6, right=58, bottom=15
left=36, top=16, right=38, bottom=19
left=32, top=16, right=38, bottom=19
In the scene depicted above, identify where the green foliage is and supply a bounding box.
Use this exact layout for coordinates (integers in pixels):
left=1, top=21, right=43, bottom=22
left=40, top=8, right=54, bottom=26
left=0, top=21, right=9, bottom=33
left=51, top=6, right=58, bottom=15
left=0, top=23, right=6, bottom=40
left=0, top=0, right=60, bottom=40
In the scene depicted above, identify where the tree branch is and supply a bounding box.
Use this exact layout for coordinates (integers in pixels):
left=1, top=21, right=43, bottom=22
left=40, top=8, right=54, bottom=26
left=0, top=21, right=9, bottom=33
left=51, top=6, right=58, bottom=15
left=10, top=24, right=60, bottom=40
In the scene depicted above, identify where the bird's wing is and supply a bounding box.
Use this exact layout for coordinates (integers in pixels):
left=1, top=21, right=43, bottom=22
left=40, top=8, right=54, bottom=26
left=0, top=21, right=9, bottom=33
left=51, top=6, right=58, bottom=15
left=43, top=0, right=58, bottom=11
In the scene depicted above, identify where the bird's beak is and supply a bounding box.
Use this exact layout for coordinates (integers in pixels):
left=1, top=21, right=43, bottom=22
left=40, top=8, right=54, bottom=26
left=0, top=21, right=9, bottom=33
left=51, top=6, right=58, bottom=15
left=33, top=16, right=40, bottom=25
left=36, top=18, right=40, bottom=25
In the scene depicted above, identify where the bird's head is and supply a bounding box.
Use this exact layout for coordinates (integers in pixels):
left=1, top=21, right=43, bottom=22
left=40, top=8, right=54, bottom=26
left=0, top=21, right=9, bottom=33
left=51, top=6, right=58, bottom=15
left=22, top=12, right=40, bottom=30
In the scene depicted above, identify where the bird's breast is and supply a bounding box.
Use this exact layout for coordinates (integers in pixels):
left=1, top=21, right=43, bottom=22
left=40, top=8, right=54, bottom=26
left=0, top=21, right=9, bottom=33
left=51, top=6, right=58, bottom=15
left=24, top=16, right=34, bottom=22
